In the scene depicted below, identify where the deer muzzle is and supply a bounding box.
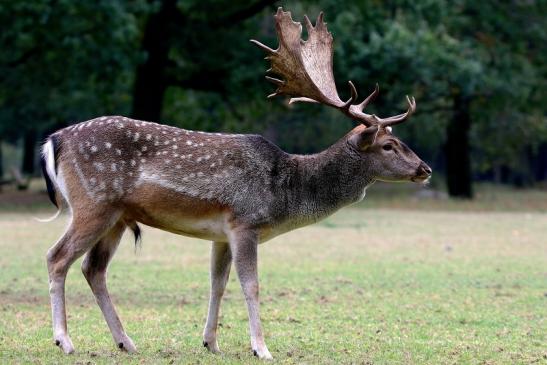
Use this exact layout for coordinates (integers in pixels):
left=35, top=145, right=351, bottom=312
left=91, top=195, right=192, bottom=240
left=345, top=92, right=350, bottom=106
left=413, top=162, right=432, bottom=182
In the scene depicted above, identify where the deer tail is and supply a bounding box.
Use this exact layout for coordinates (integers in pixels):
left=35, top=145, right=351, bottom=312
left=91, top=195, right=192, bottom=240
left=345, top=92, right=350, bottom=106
left=36, top=135, right=65, bottom=222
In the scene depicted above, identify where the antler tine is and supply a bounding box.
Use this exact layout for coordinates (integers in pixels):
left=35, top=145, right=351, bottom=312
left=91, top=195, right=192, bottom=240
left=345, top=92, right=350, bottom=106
left=341, top=81, right=358, bottom=110
left=343, top=83, right=380, bottom=127
left=265, top=76, right=284, bottom=86
left=316, top=11, right=325, bottom=27
left=249, top=39, right=275, bottom=54
left=378, top=95, right=416, bottom=127
left=356, top=83, right=379, bottom=111
left=303, top=14, right=314, bottom=33
left=289, top=97, right=319, bottom=105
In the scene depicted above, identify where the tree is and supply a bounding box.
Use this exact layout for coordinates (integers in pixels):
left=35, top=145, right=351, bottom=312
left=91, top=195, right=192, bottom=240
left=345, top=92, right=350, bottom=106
left=131, top=0, right=277, bottom=122
left=0, top=1, right=147, bottom=176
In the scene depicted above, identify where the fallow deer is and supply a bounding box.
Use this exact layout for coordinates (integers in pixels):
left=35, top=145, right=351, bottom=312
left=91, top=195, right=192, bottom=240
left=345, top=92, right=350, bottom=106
left=41, top=7, right=431, bottom=360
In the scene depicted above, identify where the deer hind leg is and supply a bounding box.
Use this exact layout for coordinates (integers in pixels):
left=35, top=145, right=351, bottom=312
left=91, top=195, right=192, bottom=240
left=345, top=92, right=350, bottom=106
left=46, top=211, right=121, bottom=354
left=203, top=241, right=232, bottom=354
left=81, top=221, right=137, bottom=353
left=229, top=229, right=272, bottom=360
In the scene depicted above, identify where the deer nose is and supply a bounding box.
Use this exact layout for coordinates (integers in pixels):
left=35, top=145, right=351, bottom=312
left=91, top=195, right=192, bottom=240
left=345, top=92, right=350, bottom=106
left=418, top=162, right=432, bottom=176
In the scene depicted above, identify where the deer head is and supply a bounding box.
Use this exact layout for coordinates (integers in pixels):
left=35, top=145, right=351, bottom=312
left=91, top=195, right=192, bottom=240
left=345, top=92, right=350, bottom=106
left=251, top=8, right=431, bottom=183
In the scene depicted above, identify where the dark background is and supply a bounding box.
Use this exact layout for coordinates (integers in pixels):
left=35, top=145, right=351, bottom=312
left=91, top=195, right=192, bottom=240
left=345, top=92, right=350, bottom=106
left=1, top=0, right=545, bottom=199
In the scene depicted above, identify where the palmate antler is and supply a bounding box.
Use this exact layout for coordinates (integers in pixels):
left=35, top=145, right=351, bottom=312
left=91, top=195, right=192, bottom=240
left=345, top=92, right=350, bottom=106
left=251, top=7, right=416, bottom=127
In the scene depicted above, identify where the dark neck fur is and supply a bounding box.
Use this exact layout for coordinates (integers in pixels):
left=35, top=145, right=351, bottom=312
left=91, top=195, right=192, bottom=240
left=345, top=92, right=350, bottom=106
left=279, top=140, right=375, bottom=224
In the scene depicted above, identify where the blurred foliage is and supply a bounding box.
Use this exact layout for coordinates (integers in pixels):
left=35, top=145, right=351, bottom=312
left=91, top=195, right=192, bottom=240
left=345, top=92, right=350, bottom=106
left=0, top=0, right=149, bottom=137
left=0, top=0, right=546, bottom=190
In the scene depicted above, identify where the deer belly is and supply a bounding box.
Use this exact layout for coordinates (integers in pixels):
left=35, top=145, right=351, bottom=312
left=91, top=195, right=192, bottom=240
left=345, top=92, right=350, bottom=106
left=129, top=209, right=229, bottom=242
left=123, top=187, right=230, bottom=242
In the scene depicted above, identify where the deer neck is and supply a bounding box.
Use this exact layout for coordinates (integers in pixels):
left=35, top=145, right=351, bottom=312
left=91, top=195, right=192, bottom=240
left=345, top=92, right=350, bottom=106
left=286, top=141, right=374, bottom=223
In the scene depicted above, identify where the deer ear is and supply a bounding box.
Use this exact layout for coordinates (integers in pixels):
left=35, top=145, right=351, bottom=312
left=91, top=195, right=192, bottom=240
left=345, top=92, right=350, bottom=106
left=350, top=125, right=379, bottom=150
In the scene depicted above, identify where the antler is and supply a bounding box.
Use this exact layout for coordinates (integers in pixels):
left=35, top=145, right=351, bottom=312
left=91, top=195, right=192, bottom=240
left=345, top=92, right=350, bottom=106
left=251, top=7, right=416, bottom=128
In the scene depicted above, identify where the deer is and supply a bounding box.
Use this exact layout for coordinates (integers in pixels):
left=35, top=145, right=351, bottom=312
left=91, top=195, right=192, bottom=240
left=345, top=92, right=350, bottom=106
left=40, top=7, right=431, bottom=360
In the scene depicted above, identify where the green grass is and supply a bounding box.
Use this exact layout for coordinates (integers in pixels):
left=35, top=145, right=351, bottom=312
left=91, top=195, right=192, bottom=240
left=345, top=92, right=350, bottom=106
left=0, top=185, right=546, bottom=364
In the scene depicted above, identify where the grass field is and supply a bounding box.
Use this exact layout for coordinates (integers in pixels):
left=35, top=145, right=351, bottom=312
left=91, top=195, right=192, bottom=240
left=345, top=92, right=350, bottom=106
left=0, top=183, right=546, bottom=364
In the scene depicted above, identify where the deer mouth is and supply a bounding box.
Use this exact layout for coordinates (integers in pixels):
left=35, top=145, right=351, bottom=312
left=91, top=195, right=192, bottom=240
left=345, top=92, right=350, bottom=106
left=412, top=163, right=432, bottom=184
left=411, top=175, right=431, bottom=185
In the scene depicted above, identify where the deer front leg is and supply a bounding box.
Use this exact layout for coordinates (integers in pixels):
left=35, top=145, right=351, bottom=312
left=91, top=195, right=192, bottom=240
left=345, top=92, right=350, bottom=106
left=203, top=241, right=232, bottom=354
left=228, top=229, right=272, bottom=360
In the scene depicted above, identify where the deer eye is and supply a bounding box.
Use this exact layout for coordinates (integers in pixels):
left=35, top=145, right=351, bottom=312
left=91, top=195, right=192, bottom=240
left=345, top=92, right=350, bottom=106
left=382, top=144, right=393, bottom=151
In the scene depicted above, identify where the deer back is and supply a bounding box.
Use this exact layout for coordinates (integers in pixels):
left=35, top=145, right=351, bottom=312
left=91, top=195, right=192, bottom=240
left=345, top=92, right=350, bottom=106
left=52, top=116, right=294, bottom=224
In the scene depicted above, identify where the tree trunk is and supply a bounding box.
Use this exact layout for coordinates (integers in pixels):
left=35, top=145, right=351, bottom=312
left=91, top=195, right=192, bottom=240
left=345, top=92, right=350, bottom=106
left=445, top=94, right=473, bottom=198
left=0, top=139, right=4, bottom=184
left=131, top=0, right=179, bottom=121
left=532, top=143, right=547, bottom=182
left=22, top=129, right=37, bottom=175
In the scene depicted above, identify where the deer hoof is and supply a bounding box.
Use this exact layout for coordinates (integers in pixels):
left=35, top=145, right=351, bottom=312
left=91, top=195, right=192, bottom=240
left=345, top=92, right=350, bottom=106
left=252, top=348, right=273, bottom=360
left=116, top=335, right=137, bottom=353
left=54, top=336, right=75, bottom=354
left=203, top=340, right=221, bottom=354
